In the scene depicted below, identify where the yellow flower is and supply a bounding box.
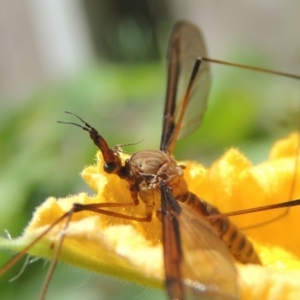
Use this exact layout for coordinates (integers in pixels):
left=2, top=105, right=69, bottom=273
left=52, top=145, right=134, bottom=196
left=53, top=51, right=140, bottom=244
left=1, top=133, right=300, bottom=299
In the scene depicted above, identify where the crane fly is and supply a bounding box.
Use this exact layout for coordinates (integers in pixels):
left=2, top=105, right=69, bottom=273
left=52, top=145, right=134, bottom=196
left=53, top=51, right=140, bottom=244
left=1, top=21, right=300, bottom=300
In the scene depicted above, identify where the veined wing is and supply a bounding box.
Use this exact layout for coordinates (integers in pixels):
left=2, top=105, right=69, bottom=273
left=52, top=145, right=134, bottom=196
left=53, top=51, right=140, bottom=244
left=179, top=203, right=239, bottom=299
left=161, top=184, right=239, bottom=300
left=160, top=21, right=211, bottom=154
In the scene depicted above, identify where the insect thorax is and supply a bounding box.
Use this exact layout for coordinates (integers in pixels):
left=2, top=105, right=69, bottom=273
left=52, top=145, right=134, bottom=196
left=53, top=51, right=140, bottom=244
left=129, top=150, right=188, bottom=206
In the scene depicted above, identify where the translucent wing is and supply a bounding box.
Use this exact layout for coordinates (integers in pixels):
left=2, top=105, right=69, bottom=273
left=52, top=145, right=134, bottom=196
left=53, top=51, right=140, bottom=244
left=161, top=185, right=239, bottom=300
left=179, top=203, right=239, bottom=299
left=160, top=21, right=211, bottom=154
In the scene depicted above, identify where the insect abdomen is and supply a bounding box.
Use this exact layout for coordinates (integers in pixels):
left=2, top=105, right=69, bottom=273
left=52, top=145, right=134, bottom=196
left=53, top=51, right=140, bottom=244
left=180, top=192, right=261, bottom=264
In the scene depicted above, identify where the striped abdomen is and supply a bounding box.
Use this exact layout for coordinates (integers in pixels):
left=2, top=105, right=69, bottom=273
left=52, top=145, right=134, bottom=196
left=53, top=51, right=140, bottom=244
left=179, top=191, right=261, bottom=264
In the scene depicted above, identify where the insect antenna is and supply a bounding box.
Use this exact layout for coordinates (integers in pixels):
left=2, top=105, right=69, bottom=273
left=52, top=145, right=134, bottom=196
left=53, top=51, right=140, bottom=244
left=58, top=111, right=121, bottom=173
left=57, top=111, right=91, bottom=129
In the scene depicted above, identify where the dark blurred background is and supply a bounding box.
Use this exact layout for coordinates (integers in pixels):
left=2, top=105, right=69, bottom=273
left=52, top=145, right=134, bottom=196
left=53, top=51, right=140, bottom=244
left=0, top=1, right=300, bottom=299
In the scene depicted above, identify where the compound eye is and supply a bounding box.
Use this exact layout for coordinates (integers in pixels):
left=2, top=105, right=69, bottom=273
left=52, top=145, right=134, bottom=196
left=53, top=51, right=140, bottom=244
left=103, top=163, right=116, bottom=173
